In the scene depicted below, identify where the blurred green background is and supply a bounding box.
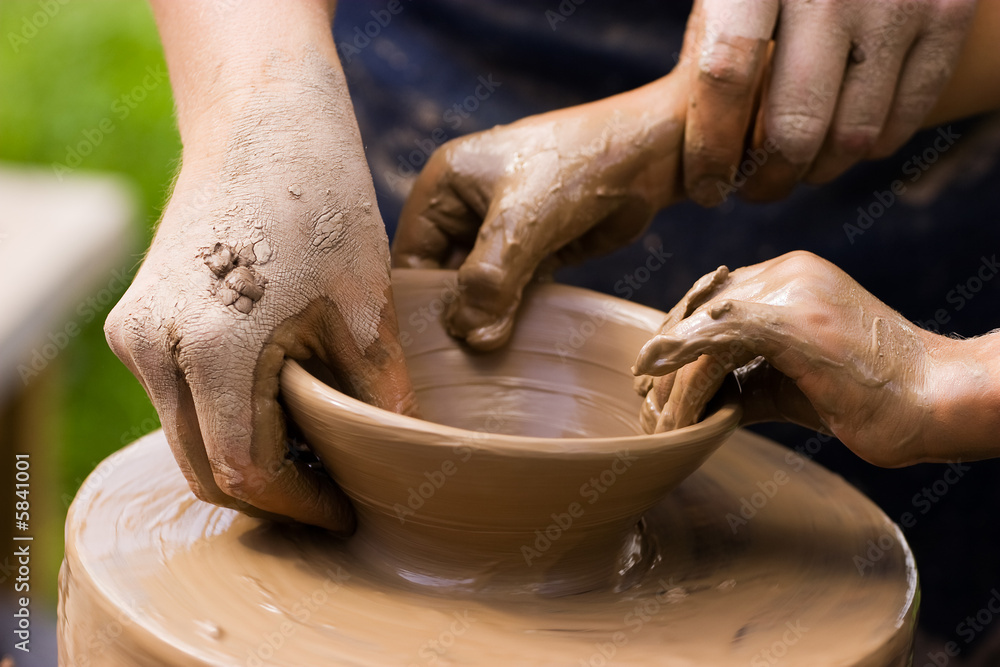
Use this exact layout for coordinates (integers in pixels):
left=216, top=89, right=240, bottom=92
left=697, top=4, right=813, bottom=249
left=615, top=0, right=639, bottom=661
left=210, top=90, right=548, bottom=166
left=1, top=0, right=176, bottom=597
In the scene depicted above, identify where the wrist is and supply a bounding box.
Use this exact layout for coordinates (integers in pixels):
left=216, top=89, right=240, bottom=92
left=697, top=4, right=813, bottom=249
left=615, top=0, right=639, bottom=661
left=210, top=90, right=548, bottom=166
left=152, top=0, right=341, bottom=152
left=920, top=330, right=1000, bottom=462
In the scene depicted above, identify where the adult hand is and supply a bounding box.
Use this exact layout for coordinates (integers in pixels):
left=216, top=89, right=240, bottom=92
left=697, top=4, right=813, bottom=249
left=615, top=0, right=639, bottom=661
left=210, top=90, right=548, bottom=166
left=682, top=0, right=977, bottom=205
left=105, top=1, right=416, bottom=533
left=393, top=73, right=689, bottom=350
left=632, top=251, right=1000, bottom=467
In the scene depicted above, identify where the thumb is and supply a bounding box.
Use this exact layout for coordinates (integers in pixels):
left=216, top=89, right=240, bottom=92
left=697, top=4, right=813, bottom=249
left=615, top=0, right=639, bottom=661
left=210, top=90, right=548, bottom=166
left=315, top=283, right=419, bottom=417
left=447, top=195, right=594, bottom=350
left=735, top=358, right=828, bottom=432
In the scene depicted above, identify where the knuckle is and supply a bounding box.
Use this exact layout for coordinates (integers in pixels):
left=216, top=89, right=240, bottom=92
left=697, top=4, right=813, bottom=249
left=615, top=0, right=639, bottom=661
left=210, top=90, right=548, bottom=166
left=769, top=111, right=828, bottom=165
left=897, top=62, right=951, bottom=114
left=103, top=307, right=129, bottom=356
left=697, top=40, right=758, bottom=92
left=211, top=459, right=257, bottom=502
left=426, top=142, right=454, bottom=175
left=433, top=136, right=472, bottom=177
left=830, top=123, right=882, bottom=156
left=773, top=250, right=823, bottom=278
left=173, top=314, right=255, bottom=370
left=185, top=478, right=229, bottom=506
left=776, top=249, right=820, bottom=265
left=685, top=143, right=739, bottom=177
left=457, top=260, right=506, bottom=301
left=104, top=302, right=156, bottom=363
left=212, top=454, right=286, bottom=503
left=932, top=0, right=976, bottom=30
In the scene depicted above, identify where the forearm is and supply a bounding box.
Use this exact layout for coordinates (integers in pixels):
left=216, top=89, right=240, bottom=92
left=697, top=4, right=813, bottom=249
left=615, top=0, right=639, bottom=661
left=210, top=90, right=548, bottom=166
left=920, top=331, right=1000, bottom=463
left=149, top=0, right=340, bottom=156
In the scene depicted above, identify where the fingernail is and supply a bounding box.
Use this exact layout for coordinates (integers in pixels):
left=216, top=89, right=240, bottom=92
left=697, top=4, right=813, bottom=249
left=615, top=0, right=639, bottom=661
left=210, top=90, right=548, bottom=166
left=466, top=315, right=514, bottom=351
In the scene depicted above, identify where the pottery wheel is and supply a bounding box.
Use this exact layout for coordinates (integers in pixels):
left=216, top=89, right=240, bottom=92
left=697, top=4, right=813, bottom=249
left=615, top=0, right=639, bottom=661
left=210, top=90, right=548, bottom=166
left=59, top=429, right=917, bottom=666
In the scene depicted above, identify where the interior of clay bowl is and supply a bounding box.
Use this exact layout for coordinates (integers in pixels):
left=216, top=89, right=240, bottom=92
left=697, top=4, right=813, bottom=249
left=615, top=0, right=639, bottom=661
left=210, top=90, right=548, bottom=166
left=281, top=269, right=741, bottom=596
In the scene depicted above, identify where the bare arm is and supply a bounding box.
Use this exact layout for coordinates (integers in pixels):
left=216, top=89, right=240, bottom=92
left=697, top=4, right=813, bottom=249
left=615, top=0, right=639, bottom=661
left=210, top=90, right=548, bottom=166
left=106, top=0, right=416, bottom=531
left=149, top=0, right=339, bottom=151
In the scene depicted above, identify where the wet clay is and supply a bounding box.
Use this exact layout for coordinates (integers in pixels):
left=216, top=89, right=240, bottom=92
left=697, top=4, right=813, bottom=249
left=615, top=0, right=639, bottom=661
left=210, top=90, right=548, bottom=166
left=202, top=242, right=268, bottom=314
left=59, top=429, right=916, bottom=666
left=280, top=270, right=742, bottom=597
left=63, top=271, right=916, bottom=665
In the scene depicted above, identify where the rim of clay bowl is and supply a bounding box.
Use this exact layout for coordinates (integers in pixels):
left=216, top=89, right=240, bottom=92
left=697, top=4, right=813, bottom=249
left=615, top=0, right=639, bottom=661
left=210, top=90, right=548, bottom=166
left=282, top=363, right=742, bottom=459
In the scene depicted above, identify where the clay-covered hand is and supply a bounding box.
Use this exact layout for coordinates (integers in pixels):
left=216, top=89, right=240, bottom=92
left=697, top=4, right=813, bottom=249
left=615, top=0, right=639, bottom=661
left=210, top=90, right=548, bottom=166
left=682, top=0, right=976, bottom=205
left=392, top=74, right=689, bottom=350
left=632, top=251, right=1000, bottom=468
left=105, top=46, right=416, bottom=533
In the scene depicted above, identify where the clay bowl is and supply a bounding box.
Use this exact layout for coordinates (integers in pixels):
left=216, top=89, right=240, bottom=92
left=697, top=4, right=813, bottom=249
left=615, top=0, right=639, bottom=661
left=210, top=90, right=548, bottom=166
left=281, top=269, right=741, bottom=596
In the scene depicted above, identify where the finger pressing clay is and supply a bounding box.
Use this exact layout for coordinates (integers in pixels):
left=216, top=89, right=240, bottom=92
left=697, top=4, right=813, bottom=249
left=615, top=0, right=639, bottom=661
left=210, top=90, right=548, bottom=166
left=394, top=65, right=691, bottom=350
left=634, top=250, right=1000, bottom=466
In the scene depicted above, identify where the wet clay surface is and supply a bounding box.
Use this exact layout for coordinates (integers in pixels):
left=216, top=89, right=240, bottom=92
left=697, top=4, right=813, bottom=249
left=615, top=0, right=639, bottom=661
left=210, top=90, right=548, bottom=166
left=279, top=271, right=743, bottom=598
left=59, top=428, right=916, bottom=666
